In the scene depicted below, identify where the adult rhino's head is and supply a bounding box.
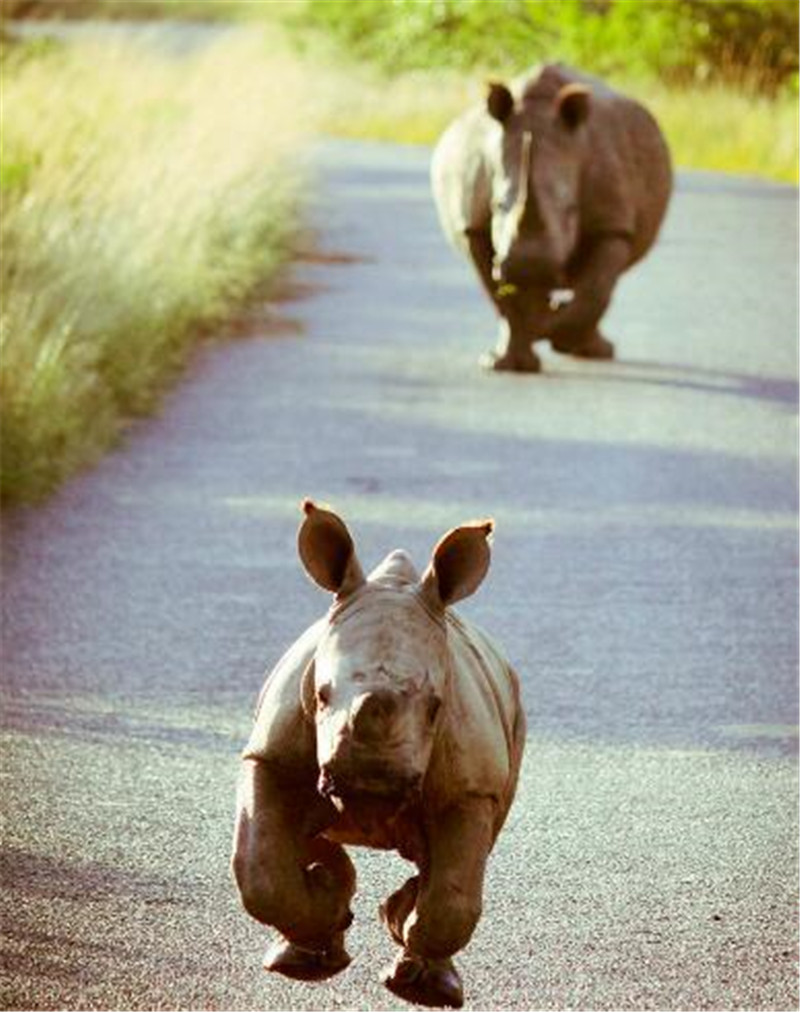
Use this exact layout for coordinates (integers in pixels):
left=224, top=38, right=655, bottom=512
left=297, top=500, right=494, bottom=811
left=485, top=70, right=591, bottom=291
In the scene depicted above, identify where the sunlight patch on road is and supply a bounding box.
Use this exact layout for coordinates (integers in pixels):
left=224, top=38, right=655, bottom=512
left=316, top=352, right=797, bottom=465
left=719, top=723, right=799, bottom=741
left=395, top=391, right=794, bottom=463
left=223, top=494, right=796, bottom=533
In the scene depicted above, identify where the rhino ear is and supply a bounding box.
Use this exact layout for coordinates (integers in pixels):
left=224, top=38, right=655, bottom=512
left=297, top=499, right=365, bottom=596
left=556, top=83, right=591, bottom=129
left=420, top=519, right=494, bottom=610
left=486, top=81, right=514, bottom=123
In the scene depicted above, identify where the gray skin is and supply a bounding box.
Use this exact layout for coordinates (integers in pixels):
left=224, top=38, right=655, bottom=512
left=431, top=64, right=672, bottom=372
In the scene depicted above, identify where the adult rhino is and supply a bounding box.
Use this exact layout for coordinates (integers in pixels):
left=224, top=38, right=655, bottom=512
left=232, top=500, right=525, bottom=1009
left=431, top=64, right=672, bottom=372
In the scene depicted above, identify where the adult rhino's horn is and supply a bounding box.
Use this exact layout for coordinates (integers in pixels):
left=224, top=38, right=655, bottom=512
left=298, top=499, right=365, bottom=596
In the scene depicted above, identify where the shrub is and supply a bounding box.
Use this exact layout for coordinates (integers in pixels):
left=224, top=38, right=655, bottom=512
left=288, top=0, right=798, bottom=93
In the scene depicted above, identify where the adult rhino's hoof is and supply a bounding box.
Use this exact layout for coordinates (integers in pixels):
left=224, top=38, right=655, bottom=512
left=553, top=332, right=615, bottom=360
left=479, top=348, right=541, bottom=373
left=382, top=952, right=464, bottom=1009
left=573, top=332, right=615, bottom=359
left=263, top=935, right=351, bottom=981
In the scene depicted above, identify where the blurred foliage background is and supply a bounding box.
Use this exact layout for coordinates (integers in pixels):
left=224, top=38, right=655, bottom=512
left=287, top=0, right=798, bottom=94
left=4, top=0, right=797, bottom=95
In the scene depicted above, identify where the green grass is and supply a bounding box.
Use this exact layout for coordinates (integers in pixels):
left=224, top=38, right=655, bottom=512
left=0, top=29, right=313, bottom=502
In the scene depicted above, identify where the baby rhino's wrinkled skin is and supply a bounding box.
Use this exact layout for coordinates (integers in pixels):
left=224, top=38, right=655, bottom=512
left=431, top=63, right=672, bottom=372
left=232, top=500, right=525, bottom=1009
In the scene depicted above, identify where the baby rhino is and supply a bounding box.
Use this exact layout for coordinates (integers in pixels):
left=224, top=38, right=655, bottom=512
left=233, top=500, right=525, bottom=1008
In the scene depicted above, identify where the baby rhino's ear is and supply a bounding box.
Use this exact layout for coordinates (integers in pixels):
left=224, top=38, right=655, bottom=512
left=419, top=519, right=494, bottom=611
left=297, top=499, right=365, bottom=597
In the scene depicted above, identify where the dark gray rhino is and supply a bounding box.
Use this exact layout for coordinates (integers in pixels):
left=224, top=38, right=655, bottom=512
left=431, top=64, right=672, bottom=372
left=232, top=500, right=525, bottom=1009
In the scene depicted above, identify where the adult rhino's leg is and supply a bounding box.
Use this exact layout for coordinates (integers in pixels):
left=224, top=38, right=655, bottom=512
left=382, top=800, right=496, bottom=1009
left=232, top=758, right=355, bottom=981
left=546, top=236, right=631, bottom=359
left=465, top=228, right=541, bottom=373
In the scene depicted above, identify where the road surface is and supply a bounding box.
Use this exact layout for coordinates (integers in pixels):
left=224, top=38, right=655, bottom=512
left=1, top=140, right=797, bottom=1011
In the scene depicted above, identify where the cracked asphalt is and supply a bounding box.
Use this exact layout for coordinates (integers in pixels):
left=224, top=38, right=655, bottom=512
left=1, top=139, right=797, bottom=1011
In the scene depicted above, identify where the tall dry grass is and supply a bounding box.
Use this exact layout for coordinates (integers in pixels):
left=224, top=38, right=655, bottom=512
left=641, top=81, right=798, bottom=182
left=1, top=29, right=313, bottom=502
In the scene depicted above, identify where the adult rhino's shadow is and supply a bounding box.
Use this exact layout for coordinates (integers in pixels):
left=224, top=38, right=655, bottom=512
left=556, top=357, right=798, bottom=409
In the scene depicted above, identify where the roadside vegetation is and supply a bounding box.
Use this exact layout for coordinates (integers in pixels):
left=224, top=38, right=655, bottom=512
left=288, top=0, right=798, bottom=89
left=287, top=0, right=798, bottom=182
left=1, top=0, right=796, bottom=503
left=306, top=57, right=798, bottom=183
left=0, top=28, right=312, bottom=502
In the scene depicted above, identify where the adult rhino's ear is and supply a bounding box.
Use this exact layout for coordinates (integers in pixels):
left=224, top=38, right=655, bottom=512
left=298, top=499, right=365, bottom=596
left=486, top=80, right=515, bottom=124
left=420, top=519, right=494, bottom=610
left=556, top=83, right=591, bottom=129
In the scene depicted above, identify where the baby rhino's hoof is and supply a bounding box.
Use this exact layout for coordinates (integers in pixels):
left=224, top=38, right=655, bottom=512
left=263, top=934, right=351, bottom=981
left=382, top=952, right=464, bottom=1008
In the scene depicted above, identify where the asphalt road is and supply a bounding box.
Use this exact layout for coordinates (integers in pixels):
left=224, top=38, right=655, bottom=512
left=1, top=140, right=798, bottom=1012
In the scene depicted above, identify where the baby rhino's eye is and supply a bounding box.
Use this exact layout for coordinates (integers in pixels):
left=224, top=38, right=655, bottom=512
left=316, top=684, right=331, bottom=709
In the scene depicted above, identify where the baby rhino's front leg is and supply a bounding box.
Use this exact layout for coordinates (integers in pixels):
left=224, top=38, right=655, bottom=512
left=232, top=760, right=356, bottom=980
left=381, top=801, right=496, bottom=1009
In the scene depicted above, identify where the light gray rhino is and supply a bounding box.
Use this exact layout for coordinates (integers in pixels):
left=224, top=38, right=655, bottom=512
left=232, top=500, right=525, bottom=1009
left=431, top=63, right=672, bottom=372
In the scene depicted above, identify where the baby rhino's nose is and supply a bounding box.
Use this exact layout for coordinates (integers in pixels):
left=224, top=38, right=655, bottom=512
left=350, top=690, right=398, bottom=742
